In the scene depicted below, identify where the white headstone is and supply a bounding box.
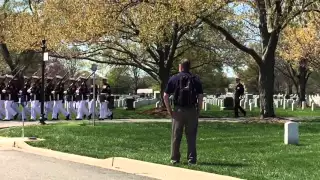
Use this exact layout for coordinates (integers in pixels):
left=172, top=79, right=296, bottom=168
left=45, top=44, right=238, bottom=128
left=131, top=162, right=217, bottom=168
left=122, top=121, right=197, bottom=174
left=244, top=102, right=247, bottom=109
left=291, top=102, right=295, bottom=111
left=283, top=100, right=286, bottom=109
left=284, top=122, right=299, bottom=145
left=205, top=102, right=208, bottom=111
left=302, top=101, right=306, bottom=110
left=254, top=98, right=258, bottom=108
left=311, top=102, right=315, bottom=111
left=249, top=103, right=252, bottom=111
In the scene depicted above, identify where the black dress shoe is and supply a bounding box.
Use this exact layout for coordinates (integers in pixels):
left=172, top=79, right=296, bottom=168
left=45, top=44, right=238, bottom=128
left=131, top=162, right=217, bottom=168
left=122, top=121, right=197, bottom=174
left=170, top=160, right=180, bottom=165
left=52, top=118, right=58, bottom=121
left=110, top=113, right=113, bottom=120
left=65, top=114, right=70, bottom=120
left=76, top=119, right=82, bottom=120
left=13, top=114, right=18, bottom=120
left=88, top=114, right=92, bottom=119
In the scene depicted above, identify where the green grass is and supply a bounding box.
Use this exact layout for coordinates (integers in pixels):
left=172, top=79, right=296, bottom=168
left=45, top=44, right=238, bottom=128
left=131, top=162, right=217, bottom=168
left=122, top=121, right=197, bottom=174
left=1, top=122, right=320, bottom=180
left=201, top=104, right=320, bottom=118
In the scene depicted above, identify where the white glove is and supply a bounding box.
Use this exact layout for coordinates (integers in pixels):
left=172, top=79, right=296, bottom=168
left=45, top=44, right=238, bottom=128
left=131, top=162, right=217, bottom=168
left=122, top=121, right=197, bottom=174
left=2, top=89, right=6, bottom=93
left=19, top=90, right=22, bottom=94
left=51, top=91, right=55, bottom=94
left=27, top=89, right=31, bottom=93
left=76, top=90, right=79, bottom=94
left=64, top=91, right=67, bottom=94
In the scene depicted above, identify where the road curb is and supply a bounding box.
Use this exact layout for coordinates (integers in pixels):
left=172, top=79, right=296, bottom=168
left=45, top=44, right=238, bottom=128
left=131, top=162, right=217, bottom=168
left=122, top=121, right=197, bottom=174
left=7, top=139, right=241, bottom=180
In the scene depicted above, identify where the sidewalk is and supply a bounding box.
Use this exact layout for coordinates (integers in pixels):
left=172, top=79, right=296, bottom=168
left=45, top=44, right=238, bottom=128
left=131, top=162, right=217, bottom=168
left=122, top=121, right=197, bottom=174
left=0, top=138, right=241, bottom=180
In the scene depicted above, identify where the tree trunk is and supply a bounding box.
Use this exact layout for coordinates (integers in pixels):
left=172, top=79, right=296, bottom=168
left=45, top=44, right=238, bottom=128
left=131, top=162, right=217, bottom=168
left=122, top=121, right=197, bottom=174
left=286, top=82, right=293, bottom=95
left=258, top=58, right=276, bottom=118
left=159, top=73, right=170, bottom=108
left=298, top=65, right=308, bottom=105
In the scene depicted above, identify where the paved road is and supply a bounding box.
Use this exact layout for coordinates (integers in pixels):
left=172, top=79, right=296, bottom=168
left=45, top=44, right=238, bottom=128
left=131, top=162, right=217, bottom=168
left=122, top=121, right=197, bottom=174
left=0, top=150, right=156, bottom=180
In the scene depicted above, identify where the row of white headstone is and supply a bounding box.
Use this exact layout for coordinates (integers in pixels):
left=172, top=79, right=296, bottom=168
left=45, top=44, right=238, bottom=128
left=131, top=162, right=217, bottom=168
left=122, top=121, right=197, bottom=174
left=134, top=98, right=158, bottom=108
left=275, top=99, right=317, bottom=111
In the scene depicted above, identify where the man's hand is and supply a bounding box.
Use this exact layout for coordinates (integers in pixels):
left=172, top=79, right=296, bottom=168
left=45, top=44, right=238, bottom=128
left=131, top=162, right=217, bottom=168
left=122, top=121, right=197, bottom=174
left=167, top=108, right=173, bottom=117
left=163, top=92, right=173, bottom=118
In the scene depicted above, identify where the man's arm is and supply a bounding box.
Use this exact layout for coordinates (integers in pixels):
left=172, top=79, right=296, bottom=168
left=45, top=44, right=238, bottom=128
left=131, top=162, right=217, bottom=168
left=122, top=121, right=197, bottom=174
left=197, top=94, right=203, bottom=111
left=163, top=92, right=172, bottom=117
left=195, top=76, right=204, bottom=113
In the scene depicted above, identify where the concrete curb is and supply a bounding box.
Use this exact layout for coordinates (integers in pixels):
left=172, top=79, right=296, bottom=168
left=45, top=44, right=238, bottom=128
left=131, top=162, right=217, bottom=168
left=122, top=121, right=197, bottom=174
left=1, top=139, right=241, bottom=180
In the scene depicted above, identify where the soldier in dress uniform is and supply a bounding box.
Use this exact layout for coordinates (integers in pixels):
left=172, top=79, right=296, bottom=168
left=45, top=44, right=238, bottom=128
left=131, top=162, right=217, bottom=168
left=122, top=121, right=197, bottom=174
left=65, top=78, right=77, bottom=119
left=0, top=75, right=6, bottom=120
left=88, top=77, right=99, bottom=119
left=28, top=76, right=41, bottom=121
left=2, top=75, right=19, bottom=121
left=52, top=76, right=70, bottom=120
left=75, top=77, right=89, bottom=120
left=99, top=78, right=113, bottom=120
left=44, top=77, right=54, bottom=120
left=23, top=76, right=32, bottom=118
left=11, top=76, right=22, bottom=119
left=234, top=77, right=246, bottom=118
left=19, top=76, right=31, bottom=121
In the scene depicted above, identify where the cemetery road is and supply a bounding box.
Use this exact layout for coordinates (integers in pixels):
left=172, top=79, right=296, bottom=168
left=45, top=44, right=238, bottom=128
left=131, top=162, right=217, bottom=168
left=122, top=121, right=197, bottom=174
left=0, top=150, right=156, bottom=180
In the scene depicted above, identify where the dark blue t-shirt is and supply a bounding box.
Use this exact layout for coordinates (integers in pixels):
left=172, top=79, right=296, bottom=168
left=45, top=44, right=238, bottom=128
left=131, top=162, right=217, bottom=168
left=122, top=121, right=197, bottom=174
left=164, top=71, right=203, bottom=95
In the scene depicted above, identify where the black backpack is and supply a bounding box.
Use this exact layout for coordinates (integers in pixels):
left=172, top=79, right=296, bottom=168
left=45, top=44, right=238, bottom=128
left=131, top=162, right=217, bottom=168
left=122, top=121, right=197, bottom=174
left=173, top=74, right=197, bottom=107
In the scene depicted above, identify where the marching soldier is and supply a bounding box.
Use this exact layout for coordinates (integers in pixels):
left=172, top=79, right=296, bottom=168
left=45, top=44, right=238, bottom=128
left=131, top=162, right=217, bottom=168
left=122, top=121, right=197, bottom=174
left=0, top=75, right=6, bottom=120
left=2, top=75, right=19, bottom=121
left=88, top=77, right=99, bottom=119
left=44, top=77, right=54, bottom=120
left=99, top=78, right=113, bottom=120
left=20, top=76, right=32, bottom=120
left=65, top=78, right=77, bottom=119
left=28, top=76, right=41, bottom=121
left=23, top=76, right=32, bottom=117
left=11, top=77, right=21, bottom=119
left=75, top=77, right=89, bottom=120
left=234, top=77, right=246, bottom=118
left=52, top=75, right=70, bottom=120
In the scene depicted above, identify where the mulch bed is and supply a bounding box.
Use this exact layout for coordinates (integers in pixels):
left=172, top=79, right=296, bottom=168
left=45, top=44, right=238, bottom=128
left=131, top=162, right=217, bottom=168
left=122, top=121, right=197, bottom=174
left=139, top=108, right=169, bottom=118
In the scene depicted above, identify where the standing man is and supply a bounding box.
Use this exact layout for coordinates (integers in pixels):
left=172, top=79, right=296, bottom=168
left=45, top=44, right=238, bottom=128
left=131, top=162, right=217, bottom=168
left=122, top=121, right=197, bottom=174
left=234, top=77, right=246, bottom=118
left=163, top=59, right=203, bottom=165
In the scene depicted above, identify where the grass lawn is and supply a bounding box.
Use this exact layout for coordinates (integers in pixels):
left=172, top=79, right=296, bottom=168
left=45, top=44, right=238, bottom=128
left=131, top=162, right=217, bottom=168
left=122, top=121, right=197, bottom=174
left=1, top=122, right=320, bottom=180
left=111, top=104, right=320, bottom=119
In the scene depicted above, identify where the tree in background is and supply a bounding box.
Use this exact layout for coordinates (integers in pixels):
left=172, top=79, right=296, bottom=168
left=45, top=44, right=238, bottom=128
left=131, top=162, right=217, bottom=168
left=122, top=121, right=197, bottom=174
left=199, top=0, right=320, bottom=118
left=278, top=22, right=320, bottom=104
